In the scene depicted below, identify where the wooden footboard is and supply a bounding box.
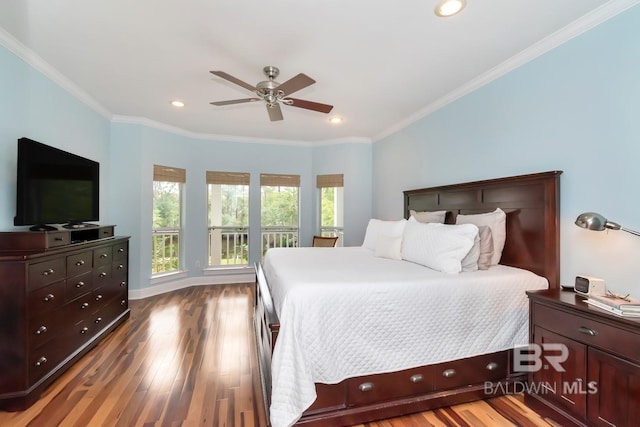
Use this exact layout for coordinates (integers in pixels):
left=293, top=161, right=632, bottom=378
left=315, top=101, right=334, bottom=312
left=254, top=262, right=527, bottom=427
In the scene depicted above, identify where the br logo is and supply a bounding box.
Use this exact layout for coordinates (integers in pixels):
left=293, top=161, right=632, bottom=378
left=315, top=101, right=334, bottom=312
left=513, top=344, right=568, bottom=372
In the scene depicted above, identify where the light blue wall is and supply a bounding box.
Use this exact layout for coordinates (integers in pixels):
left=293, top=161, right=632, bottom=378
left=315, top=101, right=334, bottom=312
left=311, top=142, right=373, bottom=246
left=0, top=46, right=112, bottom=229
left=373, top=5, right=640, bottom=295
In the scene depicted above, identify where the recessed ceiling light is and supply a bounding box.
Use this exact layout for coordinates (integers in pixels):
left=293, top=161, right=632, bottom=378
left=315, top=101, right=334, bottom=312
left=171, top=100, right=185, bottom=108
left=329, top=116, right=343, bottom=124
left=435, top=0, right=466, bottom=17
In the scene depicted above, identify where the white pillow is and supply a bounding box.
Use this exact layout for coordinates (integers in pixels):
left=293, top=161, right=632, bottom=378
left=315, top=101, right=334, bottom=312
left=409, top=209, right=447, bottom=224
left=374, top=234, right=403, bottom=260
left=456, top=208, right=506, bottom=266
left=401, top=221, right=479, bottom=274
left=362, top=218, right=407, bottom=250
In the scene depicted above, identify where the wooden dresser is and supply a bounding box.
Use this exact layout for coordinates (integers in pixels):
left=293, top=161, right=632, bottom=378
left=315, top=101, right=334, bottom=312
left=0, top=226, right=130, bottom=410
left=525, top=289, right=640, bottom=427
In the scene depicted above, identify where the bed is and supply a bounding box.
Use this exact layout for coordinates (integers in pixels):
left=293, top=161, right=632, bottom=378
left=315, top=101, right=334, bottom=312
left=254, top=170, right=562, bottom=427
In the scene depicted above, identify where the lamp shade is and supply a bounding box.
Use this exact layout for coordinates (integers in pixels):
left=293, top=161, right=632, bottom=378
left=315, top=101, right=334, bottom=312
left=575, top=212, right=640, bottom=237
left=575, top=212, right=620, bottom=231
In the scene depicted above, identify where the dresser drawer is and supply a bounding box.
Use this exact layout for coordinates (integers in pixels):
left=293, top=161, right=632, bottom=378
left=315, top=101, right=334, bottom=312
left=66, top=251, right=93, bottom=276
left=46, top=231, right=71, bottom=248
left=93, top=246, right=113, bottom=267
left=28, top=341, right=70, bottom=385
left=28, top=309, right=67, bottom=350
left=28, top=280, right=65, bottom=316
left=347, top=366, right=433, bottom=406
left=66, top=293, right=96, bottom=326
left=65, top=271, right=94, bottom=301
left=28, top=258, right=66, bottom=290
left=534, top=302, right=640, bottom=364
left=112, top=242, right=128, bottom=261
left=432, top=351, right=508, bottom=391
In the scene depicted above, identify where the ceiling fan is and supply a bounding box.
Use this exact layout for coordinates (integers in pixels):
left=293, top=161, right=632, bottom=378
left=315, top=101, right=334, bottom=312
left=209, top=66, right=334, bottom=121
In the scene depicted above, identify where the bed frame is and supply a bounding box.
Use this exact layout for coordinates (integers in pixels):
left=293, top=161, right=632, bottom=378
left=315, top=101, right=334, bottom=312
left=255, top=170, right=562, bottom=426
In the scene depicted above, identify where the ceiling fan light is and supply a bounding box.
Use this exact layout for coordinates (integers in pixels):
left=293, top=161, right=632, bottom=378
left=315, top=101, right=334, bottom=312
left=329, top=116, right=343, bottom=124
left=170, top=100, right=185, bottom=108
left=435, top=0, right=466, bottom=17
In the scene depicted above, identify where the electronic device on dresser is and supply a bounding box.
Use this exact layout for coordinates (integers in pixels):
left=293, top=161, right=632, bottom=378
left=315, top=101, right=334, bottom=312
left=574, top=275, right=606, bottom=296
left=14, top=137, right=100, bottom=231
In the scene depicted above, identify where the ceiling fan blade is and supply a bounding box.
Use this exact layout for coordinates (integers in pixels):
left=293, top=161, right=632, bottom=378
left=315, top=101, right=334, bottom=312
left=210, top=70, right=257, bottom=92
left=287, top=98, right=334, bottom=114
left=267, top=104, right=283, bottom=121
left=275, top=73, right=316, bottom=96
left=210, top=98, right=260, bottom=106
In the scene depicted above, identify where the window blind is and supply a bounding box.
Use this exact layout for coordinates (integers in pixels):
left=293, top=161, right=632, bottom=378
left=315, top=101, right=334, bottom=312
left=153, top=164, right=186, bottom=183
left=316, top=174, right=344, bottom=188
left=260, top=173, right=300, bottom=187
left=206, top=171, right=250, bottom=185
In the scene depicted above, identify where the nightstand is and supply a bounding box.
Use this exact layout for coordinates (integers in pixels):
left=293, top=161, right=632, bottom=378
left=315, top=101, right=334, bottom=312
left=525, top=289, right=640, bottom=427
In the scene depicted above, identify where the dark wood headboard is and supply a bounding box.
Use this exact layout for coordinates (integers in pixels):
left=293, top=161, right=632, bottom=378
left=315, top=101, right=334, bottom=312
left=404, top=171, right=562, bottom=289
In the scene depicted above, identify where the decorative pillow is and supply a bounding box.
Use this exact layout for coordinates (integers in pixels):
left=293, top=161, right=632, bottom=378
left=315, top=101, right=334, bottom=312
left=401, top=221, right=479, bottom=274
left=362, top=218, right=407, bottom=250
left=456, top=208, right=506, bottom=266
left=374, top=234, right=403, bottom=260
left=477, top=225, right=494, bottom=270
left=461, top=225, right=494, bottom=271
left=409, top=209, right=447, bottom=224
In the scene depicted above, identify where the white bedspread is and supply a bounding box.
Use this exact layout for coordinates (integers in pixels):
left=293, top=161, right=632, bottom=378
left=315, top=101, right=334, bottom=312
left=262, top=247, right=548, bottom=427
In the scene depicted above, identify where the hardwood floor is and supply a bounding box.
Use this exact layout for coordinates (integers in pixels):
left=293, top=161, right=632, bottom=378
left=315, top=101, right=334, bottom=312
left=0, top=284, right=558, bottom=427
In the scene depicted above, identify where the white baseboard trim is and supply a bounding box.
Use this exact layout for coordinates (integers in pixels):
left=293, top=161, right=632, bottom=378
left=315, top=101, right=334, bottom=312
left=129, top=271, right=256, bottom=300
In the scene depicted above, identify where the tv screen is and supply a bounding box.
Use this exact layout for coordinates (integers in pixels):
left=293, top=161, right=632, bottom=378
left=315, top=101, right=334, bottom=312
left=14, top=138, right=99, bottom=230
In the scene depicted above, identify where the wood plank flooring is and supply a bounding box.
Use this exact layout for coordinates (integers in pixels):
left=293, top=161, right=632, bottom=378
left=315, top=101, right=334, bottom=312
left=0, top=284, right=558, bottom=427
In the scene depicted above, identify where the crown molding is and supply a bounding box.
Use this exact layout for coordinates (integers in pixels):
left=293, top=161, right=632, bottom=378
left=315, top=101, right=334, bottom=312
left=373, top=0, right=640, bottom=142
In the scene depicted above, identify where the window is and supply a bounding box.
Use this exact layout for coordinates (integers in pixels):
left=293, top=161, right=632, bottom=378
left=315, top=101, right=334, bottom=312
left=260, top=173, right=300, bottom=256
left=207, top=171, right=250, bottom=267
left=317, top=174, right=344, bottom=246
left=152, top=164, right=185, bottom=275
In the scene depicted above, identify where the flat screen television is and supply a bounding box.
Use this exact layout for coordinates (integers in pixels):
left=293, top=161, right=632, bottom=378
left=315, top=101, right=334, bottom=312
left=14, top=137, right=100, bottom=231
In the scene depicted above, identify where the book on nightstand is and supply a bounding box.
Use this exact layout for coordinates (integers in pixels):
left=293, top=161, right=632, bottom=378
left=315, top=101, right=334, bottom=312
left=586, top=292, right=640, bottom=317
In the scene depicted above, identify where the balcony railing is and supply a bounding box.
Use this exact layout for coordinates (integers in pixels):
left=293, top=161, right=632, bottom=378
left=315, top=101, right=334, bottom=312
left=208, top=226, right=249, bottom=266
left=152, top=226, right=304, bottom=272
left=152, top=228, right=180, bottom=274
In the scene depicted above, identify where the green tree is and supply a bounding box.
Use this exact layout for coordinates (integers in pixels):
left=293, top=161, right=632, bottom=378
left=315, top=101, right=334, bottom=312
left=261, top=186, right=298, bottom=226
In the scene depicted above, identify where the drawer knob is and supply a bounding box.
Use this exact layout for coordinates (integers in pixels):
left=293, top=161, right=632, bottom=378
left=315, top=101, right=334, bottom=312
left=36, top=325, right=48, bottom=335
left=118, top=264, right=124, bottom=270
left=95, top=294, right=103, bottom=301
left=442, top=369, right=456, bottom=378
left=43, top=294, right=55, bottom=302
left=81, top=327, right=89, bottom=334
left=410, top=374, right=424, bottom=383
left=76, top=281, right=85, bottom=288
left=120, top=281, right=126, bottom=287
left=120, top=300, right=127, bottom=306
left=358, top=382, right=374, bottom=392
left=81, top=302, right=90, bottom=309
left=75, top=260, right=85, bottom=266
left=99, top=272, right=107, bottom=278
left=42, top=268, right=54, bottom=276
left=117, top=248, right=125, bottom=253
left=34, top=357, right=48, bottom=367
left=95, top=317, right=103, bottom=324
left=578, top=326, right=598, bottom=336
left=100, top=253, right=109, bottom=259
left=486, top=362, right=499, bottom=371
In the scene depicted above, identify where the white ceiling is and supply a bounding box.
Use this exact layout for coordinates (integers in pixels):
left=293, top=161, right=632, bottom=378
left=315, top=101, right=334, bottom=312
left=0, top=0, right=633, bottom=143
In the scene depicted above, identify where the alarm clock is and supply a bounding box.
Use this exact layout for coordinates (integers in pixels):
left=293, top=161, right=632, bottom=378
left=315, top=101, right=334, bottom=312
left=574, top=275, right=606, bottom=296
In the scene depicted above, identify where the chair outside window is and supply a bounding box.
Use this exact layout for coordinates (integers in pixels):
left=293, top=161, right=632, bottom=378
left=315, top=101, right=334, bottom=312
left=312, top=235, right=339, bottom=247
